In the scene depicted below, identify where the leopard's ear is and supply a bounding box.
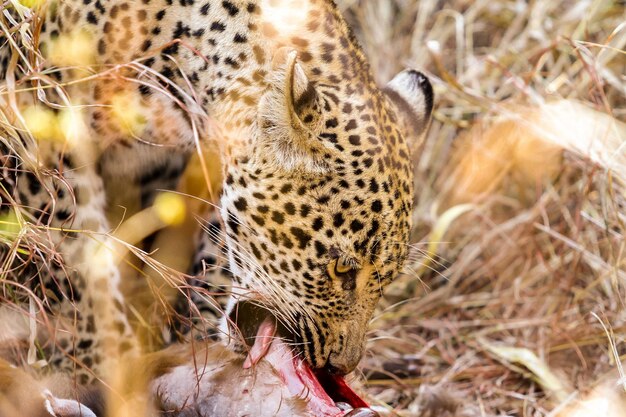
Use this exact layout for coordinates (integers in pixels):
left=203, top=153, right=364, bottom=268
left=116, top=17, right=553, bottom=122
left=257, top=48, right=328, bottom=172
left=384, top=70, right=434, bottom=146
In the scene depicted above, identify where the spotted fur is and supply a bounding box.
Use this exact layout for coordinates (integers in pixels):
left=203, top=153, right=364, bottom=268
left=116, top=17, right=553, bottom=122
left=0, top=0, right=433, bottom=383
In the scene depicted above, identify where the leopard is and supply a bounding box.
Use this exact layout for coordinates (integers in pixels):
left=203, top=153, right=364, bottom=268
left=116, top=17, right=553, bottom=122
left=0, top=0, right=433, bottom=401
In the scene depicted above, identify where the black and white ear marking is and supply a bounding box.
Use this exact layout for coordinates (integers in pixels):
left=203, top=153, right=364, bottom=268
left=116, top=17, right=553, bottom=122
left=384, top=69, right=434, bottom=140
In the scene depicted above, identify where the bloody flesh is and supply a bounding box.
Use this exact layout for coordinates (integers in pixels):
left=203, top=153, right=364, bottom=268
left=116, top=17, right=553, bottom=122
left=245, top=319, right=369, bottom=416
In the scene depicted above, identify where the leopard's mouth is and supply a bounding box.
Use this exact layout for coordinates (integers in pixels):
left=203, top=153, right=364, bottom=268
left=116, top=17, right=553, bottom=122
left=229, top=302, right=377, bottom=416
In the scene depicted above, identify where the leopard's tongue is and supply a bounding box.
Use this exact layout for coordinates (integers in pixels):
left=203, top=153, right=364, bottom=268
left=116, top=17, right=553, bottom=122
left=242, top=318, right=275, bottom=369
left=244, top=319, right=369, bottom=416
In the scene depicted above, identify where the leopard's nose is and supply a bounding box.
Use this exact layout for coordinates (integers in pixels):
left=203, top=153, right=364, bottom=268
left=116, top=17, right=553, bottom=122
left=326, top=342, right=364, bottom=375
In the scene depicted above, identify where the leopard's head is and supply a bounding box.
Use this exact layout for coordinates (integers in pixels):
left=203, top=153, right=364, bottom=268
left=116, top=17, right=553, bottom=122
left=220, top=49, right=433, bottom=374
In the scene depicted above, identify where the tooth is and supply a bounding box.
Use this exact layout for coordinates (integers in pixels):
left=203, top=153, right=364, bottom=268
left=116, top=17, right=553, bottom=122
left=336, top=402, right=353, bottom=411
left=243, top=318, right=276, bottom=369
left=344, top=408, right=380, bottom=417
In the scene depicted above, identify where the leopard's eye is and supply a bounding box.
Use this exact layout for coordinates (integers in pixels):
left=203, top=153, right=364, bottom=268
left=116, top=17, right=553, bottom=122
left=334, top=257, right=353, bottom=275
left=328, top=257, right=359, bottom=290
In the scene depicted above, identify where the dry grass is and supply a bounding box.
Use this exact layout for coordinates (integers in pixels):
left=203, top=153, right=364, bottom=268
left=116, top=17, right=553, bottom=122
left=1, top=0, right=625, bottom=416
left=337, top=0, right=626, bottom=415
